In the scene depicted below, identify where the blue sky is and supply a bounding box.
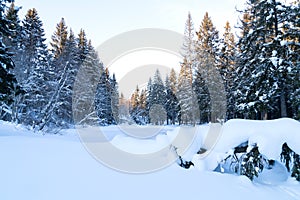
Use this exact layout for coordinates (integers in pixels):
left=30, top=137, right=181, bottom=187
left=16, top=0, right=245, bottom=46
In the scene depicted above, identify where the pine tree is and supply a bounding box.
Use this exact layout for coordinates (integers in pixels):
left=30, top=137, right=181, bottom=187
left=3, top=2, right=23, bottom=122
left=152, top=69, right=166, bottom=105
left=292, top=153, right=300, bottom=181
left=95, top=68, right=114, bottom=126
left=194, top=12, right=225, bottom=123
left=181, top=12, right=196, bottom=66
left=3, top=2, right=21, bottom=53
left=51, top=28, right=80, bottom=127
left=147, top=69, right=166, bottom=125
left=145, top=77, right=153, bottom=124
left=130, top=85, right=141, bottom=124
left=195, top=12, right=220, bottom=56
left=0, top=0, right=19, bottom=121
left=169, top=68, right=177, bottom=94
left=50, top=17, right=68, bottom=59
left=111, top=73, right=119, bottom=124
left=193, top=68, right=210, bottom=123
left=220, top=21, right=237, bottom=120
left=19, top=8, right=50, bottom=128
left=280, top=143, right=300, bottom=181
left=178, top=58, right=197, bottom=125
left=119, top=93, right=130, bottom=124
left=77, top=28, right=88, bottom=63
left=74, top=40, right=103, bottom=126
left=281, top=143, right=293, bottom=172
left=235, top=0, right=300, bottom=120
left=284, top=1, right=300, bottom=119
left=4, top=2, right=22, bottom=83
left=239, top=146, right=264, bottom=181
left=165, top=75, right=179, bottom=125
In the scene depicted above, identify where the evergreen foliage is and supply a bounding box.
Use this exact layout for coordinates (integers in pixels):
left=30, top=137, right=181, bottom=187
left=235, top=0, right=299, bottom=120
left=0, top=0, right=19, bottom=121
left=239, top=145, right=264, bottom=180
left=281, top=143, right=300, bottom=181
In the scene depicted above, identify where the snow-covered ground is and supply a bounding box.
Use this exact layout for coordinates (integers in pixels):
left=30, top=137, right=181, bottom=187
left=0, top=119, right=300, bottom=200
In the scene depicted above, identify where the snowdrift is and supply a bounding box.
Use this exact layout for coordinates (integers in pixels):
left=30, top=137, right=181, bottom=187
left=192, top=118, right=300, bottom=184
left=0, top=119, right=300, bottom=200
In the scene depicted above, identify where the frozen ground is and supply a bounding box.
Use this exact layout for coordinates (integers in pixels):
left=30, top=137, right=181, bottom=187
left=0, top=119, right=300, bottom=200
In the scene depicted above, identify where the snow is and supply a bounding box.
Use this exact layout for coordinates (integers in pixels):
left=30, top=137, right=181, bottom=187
left=217, top=118, right=300, bottom=158
left=0, top=119, right=300, bottom=200
left=281, top=40, right=288, bottom=46
left=254, top=160, right=289, bottom=185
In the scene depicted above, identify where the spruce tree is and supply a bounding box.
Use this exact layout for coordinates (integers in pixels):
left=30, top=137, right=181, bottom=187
left=195, top=12, right=220, bottom=56
left=178, top=58, right=197, bottom=125
left=119, top=93, right=130, bottom=124
left=194, top=12, right=225, bottom=122
left=220, top=21, right=237, bottom=120
left=145, top=77, right=153, bottom=124
left=193, top=68, right=210, bottom=124
left=50, top=17, right=68, bottom=59
left=236, top=0, right=298, bottom=120
left=292, top=153, right=300, bottom=181
left=181, top=12, right=196, bottom=66
left=239, top=146, right=264, bottom=180
left=130, top=85, right=141, bottom=124
left=51, top=28, right=80, bottom=127
left=74, top=40, right=102, bottom=125
left=18, top=8, right=50, bottom=127
left=285, top=1, right=300, bottom=119
left=77, top=28, right=88, bottom=63
left=0, top=0, right=18, bottom=121
left=95, top=68, right=113, bottom=126
left=147, top=70, right=166, bottom=125
left=3, top=2, right=22, bottom=123
left=165, top=75, right=179, bottom=125
left=151, top=69, right=166, bottom=105
left=111, top=73, right=119, bottom=124
left=169, top=68, right=177, bottom=94
left=3, top=2, right=21, bottom=53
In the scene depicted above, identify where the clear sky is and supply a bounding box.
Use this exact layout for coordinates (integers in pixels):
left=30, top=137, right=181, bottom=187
left=15, top=0, right=248, bottom=97
left=16, top=0, right=245, bottom=46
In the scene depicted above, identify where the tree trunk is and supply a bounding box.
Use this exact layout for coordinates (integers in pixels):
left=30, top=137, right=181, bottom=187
left=280, top=89, right=287, bottom=118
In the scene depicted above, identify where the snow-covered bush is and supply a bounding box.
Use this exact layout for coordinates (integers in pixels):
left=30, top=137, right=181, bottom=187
left=281, top=143, right=300, bottom=181
left=216, top=142, right=266, bottom=180
left=239, top=145, right=264, bottom=180
left=216, top=142, right=300, bottom=182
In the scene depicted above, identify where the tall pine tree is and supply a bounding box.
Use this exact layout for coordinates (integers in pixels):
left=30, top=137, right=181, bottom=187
left=236, top=0, right=299, bottom=120
left=194, top=12, right=225, bottom=122
left=0, top=0, right=19, bottom=121
left=19, top=8, right=50, bottom=128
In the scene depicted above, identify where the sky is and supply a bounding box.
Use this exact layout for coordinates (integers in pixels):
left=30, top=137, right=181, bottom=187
left=16, top=0, right=246, bottom=46
left=15, top=0, right=246, bottom=97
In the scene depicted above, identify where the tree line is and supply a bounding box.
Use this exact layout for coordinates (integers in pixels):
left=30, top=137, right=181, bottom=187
left=128, top=0, right=300, bottom=125
left=0, top=0, right=299, bottom=130
left=0, top=0, right=118, bottom=130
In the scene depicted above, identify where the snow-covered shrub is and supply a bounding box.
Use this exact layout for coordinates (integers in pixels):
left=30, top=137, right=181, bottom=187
left=292, top=154, right=300, bottom=181
left=217, top=142, right=267, bottom=180
left=281, top=143, right=300, bottom=181
left=239, top=145, right=265, bottom=180
left=281, top=143, right=293, bottom=172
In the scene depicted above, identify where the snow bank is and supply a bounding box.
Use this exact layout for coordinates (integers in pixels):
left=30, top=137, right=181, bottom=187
left=0, top=120, right=300, bottom=200
left=193, top=118, right=300, bottom=171
left=216, top=118, right=300, bottom=158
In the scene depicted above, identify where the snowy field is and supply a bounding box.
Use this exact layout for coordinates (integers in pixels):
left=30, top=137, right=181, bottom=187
left=1, top=119, right=300, bottom=200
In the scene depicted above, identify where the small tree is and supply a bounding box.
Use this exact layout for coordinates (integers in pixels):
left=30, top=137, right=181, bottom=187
left=292, top=153, right=300, bottom=181
left=239, top=146, right=264, bottom=180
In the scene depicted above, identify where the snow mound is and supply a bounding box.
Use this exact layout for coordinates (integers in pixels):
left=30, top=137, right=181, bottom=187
left=216, top=118, right=300, bottom=158
left=253, top=161, right=289, bottom=185
left=193, top=118, right=300, bottom=171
